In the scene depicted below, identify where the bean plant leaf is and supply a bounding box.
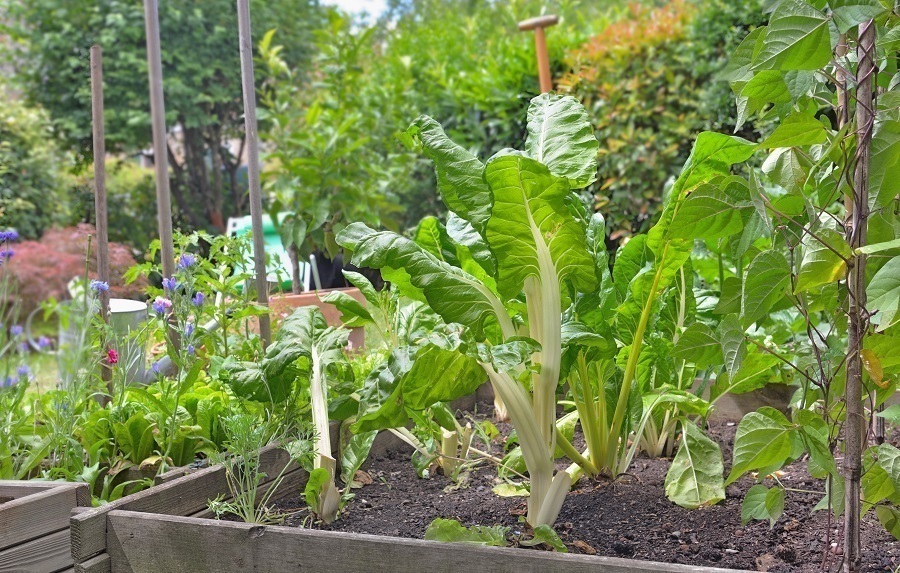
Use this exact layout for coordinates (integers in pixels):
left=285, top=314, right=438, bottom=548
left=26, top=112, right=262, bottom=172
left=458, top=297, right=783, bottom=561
left=867, top=252, right=900, bottom=331
left=718, top=314, right=746, bottom=378
left=741, top=70, right=791, bottom=104
left=665, top=422, right=726, bottom=509
left=483, top=154, right=597, bottom=298
left=830, top=0, right=887, bottom=34
left=742, top=484, right=785, bottom=527
left=874, top=444, right=900, bottom=492
left=669, top=184, right=749, bottom=240
left=524, top=93, right=599, bottom=189
left=727, top=408, right=795, bottom=484
left=741, top=250, right=790, bottom=325
left=671, top=132, right=757, bottom=198
left=340, top=430, right=378, bottom=486
left=761, top=112, right=829, bottom=148
left=672, top=323, right=723, bottom=369
left=871, top=120, right=900, bottom=208
left=424, top=518, right=509, bottom=547
left=875, top=506, right=900, bottom=539
left=795, top=228, right=851, bottom=293
left=751, top=0, right=832, bottom=72
left=877, top=404, right=900, bottom=425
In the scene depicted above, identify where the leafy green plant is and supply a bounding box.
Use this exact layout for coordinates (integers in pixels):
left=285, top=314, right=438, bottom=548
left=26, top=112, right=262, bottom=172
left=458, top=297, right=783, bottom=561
left=337, top=93, right=735, bottom=524
left=671, top=1, right=900, bottom=568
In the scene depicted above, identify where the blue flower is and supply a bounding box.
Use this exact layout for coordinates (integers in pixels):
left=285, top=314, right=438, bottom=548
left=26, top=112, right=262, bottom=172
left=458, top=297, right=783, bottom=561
left=0, top=230, right=19, bottom=242
left=89, top=280, right=110, bottom=292
left=3, top=376, right=14, bottom=388
left=37, top=336, right=52, bottom=350
left=161, top=277, right=179, bottom=291
left=184, top=322, right=195, bottom=337
left=20, top=342, right=28, bottom=352
left=0, top=249, right=15, bottom=259
left=17, top=365, right=30, bottom=378
left=192, top=292, right=205, bottom=307
left=187, top=345, right=196, bottom=356
left=152, top=297, right=172, bottom=315
left=151, top=361, right=162, bottom=374
left=10, top=325, right=23, bottom=337
left=177, top=253, right=197, bottom=270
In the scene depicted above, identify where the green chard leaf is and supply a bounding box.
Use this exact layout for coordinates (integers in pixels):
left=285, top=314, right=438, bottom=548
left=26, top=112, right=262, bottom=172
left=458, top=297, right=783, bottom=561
left=665, top=422, right=726, bottom=509
left=424, top=518, right=509, bottom=547
left=524, top=93, right=599, bottom=189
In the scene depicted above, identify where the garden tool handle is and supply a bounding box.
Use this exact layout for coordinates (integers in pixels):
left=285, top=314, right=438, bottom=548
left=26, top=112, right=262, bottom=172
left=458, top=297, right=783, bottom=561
left=518, top=15, right=559, bottom=93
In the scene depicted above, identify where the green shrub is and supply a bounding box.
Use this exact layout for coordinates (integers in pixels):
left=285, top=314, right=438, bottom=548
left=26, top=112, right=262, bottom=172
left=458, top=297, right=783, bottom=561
left=560, top=0, right=768, bottom=243
left=0, top=98, right=71, bottom=239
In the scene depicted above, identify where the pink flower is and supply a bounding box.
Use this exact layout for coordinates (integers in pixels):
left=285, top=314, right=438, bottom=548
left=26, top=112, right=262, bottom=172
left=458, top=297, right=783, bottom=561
left=107, top=348, right=119, bottom=365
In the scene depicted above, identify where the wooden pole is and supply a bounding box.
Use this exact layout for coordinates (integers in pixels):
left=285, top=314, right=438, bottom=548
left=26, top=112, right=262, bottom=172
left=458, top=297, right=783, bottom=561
left=518, top=15, right=558, bottom=93
left=90, top=45, right=113, bottom=401
left=143, top=0, right=176, bottom=281
left=236, top=0, right=272, bottom=347
left=90, top=46, right=110, bottom=325
left=843, top=19, right=875, bottom=573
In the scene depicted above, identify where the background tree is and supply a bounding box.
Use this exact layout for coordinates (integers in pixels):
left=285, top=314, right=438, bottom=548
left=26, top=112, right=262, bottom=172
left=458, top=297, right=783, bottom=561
left=3, top=0, right=326, bottom=233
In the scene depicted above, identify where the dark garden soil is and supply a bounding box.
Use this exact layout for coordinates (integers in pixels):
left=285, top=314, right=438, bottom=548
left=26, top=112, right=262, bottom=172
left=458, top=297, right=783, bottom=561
left=274, top=405, right=899, bottom=572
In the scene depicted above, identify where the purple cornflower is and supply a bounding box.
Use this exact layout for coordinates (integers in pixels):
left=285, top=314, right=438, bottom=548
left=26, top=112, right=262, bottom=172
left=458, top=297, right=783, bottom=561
left=177, top=253, right=197, bottom=270
left=37, top=336, right=52, bottom=350
left=9, top=325, right=23, bottom=337
left=187, top=345, right=195, bottom=356
left=89, top=280, right=109, bottom=292
left=0, top=249, right=14, bottom=259
left=191, top=292, right=205, bottom=307
left=17, top=365, right=30, bottom=378
left=151, top=361, right=162, bottom=374
left=20, top=342, right=28, bottom=352
left=161, top=277, right=179, bottom=291
left=3, top=376, right=14, bottom=388
left=151, top=297, right=173, bottom=314
left=184, top=322, right=195, bottom=337
left=0, top=230, right=19, bottom=242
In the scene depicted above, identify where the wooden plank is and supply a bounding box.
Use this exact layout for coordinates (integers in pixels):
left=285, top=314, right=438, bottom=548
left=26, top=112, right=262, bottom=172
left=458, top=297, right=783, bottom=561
left=0, top=528, right=71, bottom=573
left=0, top=484, right=88, bottom=550
left=71, top=441, right=316, bottom=561
left=0, top=481, right=59, bottom=498
left=74, top=554, right=110, bottom=573
left=106, top=511, right=751, bottom=573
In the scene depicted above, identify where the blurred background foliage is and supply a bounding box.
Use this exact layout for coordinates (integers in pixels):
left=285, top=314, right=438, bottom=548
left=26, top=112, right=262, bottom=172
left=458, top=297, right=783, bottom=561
left=1, top=0, right=770, bottom=253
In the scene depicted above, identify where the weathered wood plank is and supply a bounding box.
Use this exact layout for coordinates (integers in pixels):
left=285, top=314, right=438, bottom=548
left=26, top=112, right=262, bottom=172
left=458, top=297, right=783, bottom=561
left=0, top=484, right=88, bottom=550
left=74, top=554, right=110, bottom=573
left=0, top=528, right=71, bottom=573
left=70, top=438, right=323, bottom=562
left=0, top=481, right=59, bottom=498
left=106, top=511, right=752, bottom=573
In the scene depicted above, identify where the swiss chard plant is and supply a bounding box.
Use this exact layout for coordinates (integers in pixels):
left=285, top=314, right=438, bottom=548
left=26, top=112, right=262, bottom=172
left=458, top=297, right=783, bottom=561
left=679, top=1, right=900, bottom=569
left=337, top=94, right=743, bottom=524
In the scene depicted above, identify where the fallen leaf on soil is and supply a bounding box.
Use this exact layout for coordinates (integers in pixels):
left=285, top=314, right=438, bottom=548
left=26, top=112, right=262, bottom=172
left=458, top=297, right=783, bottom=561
left=354, top=471, right=373, bottom=485
left=571, top=540, right=597, bottom=555
left=508, top=503, right=527, bottom=516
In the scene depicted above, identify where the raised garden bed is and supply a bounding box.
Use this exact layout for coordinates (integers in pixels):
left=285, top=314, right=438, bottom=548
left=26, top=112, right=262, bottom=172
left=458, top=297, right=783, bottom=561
left=0, top=480, right=90, bottom=573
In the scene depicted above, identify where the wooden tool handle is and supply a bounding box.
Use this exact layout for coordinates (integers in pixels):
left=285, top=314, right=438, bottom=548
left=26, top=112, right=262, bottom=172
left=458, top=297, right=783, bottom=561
left=518, top=15, right=558, bottom=31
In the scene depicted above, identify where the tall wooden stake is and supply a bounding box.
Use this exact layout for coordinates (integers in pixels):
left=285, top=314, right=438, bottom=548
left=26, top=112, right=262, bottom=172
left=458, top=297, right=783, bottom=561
left=236, top=0, right=271, bottom=347
left=90, top=45, right=112, bottom=400
left=143, top=0, right=176, bottom=281
left=844, top=19, right=875, bottom=573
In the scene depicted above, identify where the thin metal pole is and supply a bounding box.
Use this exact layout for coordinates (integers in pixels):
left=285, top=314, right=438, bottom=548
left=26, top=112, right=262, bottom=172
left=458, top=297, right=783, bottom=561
left=143, top=0, right=176, bottom=281
left=91, top=45, right=113, bottom=401
left=236, top=0, right=271, bottom=347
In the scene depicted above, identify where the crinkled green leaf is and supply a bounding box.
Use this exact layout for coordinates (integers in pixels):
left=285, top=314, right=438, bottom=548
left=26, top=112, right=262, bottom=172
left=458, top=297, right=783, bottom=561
left=665, top=422, right=725, bottom=509
left=741, top=250, right=790, bottom=325
left=524, top=93, right=599, bottom=189
left=424, top=518, right=509, bottom=547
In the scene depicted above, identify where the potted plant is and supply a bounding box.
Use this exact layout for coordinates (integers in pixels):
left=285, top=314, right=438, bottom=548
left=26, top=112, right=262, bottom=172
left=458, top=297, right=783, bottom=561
left=257, top=25, right=400, bottom=346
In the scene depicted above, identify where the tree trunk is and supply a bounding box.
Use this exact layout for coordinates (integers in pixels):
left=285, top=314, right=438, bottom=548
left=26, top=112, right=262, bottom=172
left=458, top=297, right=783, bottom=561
left=206, top=122, right=226, bottom=233
left=843, top=19, right=875, bottom=573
